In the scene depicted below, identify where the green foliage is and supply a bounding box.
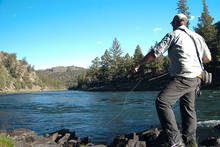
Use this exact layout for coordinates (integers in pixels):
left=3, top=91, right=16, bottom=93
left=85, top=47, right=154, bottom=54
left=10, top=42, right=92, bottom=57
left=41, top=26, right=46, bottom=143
left=0, top=51, right=49, bottom=92
left=216, top=21, right=220, bottom=39
left=36, top=66, right=84, bottom=89
left=23, top=73, right=33, bottom=89
left=176, top=0, right=190, bottom=19
left=0, top=65, right=8, bottom=90
left=109, top=38, right=123, bottom=81
left=38, top=74, right=65, bottom=89
left=195, top=0, right=220, bottom=64
left=0, top=135, right=14, bottom=147
left=74, top=38, right=170, bottom=90
left=133, top=45, right=144, bottom=64
left=14, top=81, right=25, bottom=90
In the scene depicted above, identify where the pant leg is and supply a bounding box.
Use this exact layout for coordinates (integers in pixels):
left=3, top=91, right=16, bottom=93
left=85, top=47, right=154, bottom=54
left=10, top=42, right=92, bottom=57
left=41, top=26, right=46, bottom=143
left=180, top=78, right=201, bottom=142
left=155, top=77, right=199, bottom=143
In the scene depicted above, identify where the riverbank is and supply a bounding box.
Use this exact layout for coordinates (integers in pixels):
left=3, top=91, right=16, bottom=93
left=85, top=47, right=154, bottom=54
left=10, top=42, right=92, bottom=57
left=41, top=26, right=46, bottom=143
left=0, top=88, right=67, bottom=95
left=0, top=125, right=219, bottom=147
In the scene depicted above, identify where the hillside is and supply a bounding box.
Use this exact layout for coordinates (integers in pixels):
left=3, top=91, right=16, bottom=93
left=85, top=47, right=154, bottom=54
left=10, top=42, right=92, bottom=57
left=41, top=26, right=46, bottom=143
left=0, top=52, right=45, bottom=93
left=37, top=66, right=86, bottom=88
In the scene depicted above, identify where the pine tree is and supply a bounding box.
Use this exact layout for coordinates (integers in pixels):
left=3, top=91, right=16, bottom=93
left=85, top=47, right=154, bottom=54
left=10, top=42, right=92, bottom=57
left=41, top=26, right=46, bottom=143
left=100, top=49, right=113, bottom=82
left=195, top=0, right=220, bottom=63
left=89, top=57, right=101, bottom=82
left=109, top=38, right=123, bottom=80
left=176, top=0, right=191, bottom=26
left=133, top=45, right=144, bottom=64
left=120, top=53, right=133, bottom=80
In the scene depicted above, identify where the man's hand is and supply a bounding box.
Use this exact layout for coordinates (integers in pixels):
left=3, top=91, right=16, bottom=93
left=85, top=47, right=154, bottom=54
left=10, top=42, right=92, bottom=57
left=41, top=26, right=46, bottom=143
left=132, top=64, right=140, bottom=73
left=131, top=50, right=156, bottom=73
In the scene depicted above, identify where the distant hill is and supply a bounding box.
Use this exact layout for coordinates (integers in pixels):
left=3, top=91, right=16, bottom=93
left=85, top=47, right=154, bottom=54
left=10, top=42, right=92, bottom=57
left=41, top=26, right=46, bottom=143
left=37, top=66, right=86, bottom=88
left=0, top=52, right=46, bottom=93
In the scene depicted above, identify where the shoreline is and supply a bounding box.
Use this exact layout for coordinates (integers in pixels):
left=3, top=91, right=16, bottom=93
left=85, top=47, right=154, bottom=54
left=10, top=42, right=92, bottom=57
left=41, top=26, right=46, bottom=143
left=1, top=124, right=219, bottom=147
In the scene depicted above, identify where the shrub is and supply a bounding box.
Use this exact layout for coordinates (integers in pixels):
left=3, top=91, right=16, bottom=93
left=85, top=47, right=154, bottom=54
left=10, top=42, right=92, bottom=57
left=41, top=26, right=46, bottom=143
left=0, top=135, right=13, bottom=147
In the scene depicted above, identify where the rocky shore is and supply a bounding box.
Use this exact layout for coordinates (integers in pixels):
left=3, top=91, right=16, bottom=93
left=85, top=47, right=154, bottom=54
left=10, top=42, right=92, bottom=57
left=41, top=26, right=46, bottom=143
left=0, top=124, right=220, bottom=147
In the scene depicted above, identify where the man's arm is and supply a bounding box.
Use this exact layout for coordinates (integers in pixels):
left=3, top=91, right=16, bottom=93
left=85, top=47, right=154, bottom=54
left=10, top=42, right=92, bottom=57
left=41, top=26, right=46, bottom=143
left=133, top=50, right=156, bottom=73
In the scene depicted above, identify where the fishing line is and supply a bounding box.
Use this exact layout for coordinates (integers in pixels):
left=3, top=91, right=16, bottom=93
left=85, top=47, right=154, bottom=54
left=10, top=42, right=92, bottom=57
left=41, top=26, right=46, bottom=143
left=104, top=79, right=143, bottom=126
left=104, top=72, right=168, bottom=126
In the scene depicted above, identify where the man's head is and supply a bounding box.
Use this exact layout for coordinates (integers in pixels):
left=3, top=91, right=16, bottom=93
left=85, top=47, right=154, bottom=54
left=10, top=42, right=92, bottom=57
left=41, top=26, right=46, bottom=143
left=171, top=14, right=188, bottom=30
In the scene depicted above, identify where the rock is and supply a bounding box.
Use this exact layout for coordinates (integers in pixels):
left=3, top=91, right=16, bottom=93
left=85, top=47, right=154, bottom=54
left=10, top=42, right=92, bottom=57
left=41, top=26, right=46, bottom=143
left=8, top=129, right=58, bottom=147
left=138, top=128, right=160, bottom=146
left=0, top=130, right=8, bottom=137
left=46, top=128, right=76, bottom=145
left=110, top=135, right=127, bottom=147
left=110, top=132, right=148, bottom=147
left=81, top=136, right=92, bottom=145
left=58, top=133, right=70, bottom=146
left=216, top=137, right=220, bottom=144
left=51, top=132, right=59, bottom=142
left=200, top=136, right=220, bottom=146
left=214, top=124, right=220, bottom=129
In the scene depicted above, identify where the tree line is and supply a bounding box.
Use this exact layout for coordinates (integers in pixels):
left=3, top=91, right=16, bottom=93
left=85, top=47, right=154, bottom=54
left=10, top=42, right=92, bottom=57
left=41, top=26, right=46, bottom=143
left=74, top=39, right=170, bottom=89
left=73, top=0, right=220, bottom=90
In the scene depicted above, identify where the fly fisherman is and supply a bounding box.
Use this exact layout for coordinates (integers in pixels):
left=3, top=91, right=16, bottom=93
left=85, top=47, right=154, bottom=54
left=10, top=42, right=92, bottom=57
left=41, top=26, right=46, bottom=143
left=133, top=14, right=211, bottom=147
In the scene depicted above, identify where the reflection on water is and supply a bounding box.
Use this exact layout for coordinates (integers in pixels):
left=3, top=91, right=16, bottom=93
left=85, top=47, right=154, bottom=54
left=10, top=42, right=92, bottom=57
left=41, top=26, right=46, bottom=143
left=0, top=90, right=219, bottom=143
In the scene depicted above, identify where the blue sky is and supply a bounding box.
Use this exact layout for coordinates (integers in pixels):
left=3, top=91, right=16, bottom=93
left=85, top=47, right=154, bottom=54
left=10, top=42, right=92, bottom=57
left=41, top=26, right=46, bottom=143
left=0, top=0, right=220, bottom=70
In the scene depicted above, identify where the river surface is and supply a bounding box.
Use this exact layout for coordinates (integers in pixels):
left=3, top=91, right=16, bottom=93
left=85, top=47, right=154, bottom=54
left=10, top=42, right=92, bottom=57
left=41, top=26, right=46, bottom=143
left=0, top=90, right=220, bottom=144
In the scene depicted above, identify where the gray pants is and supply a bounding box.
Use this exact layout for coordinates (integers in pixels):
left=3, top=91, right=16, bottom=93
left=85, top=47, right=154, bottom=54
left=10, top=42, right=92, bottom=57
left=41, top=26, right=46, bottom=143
left=155, top=76, right=201, bottom=143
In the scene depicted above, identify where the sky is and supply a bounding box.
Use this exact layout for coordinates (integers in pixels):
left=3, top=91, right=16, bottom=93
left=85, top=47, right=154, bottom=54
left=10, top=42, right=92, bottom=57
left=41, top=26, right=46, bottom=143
left=0, top=0, right=220, bottom=70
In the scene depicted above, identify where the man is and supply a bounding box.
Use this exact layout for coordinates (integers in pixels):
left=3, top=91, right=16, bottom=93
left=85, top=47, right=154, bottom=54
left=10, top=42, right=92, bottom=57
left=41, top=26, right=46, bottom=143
left=133, top=14, right=211, bottom=147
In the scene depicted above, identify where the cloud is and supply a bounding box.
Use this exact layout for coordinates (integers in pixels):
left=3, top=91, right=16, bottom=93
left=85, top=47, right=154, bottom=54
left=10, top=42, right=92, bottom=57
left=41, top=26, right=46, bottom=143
left=189, top=16, right=195, bottom=21
left=153, top=27, right=162, bottom=32
left=97, top=41, right=103, bottom=45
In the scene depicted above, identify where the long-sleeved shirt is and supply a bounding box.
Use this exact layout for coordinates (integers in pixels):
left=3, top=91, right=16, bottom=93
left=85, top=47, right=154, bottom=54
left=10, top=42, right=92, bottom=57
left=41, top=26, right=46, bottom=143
left=152, top=25, right=211, bottom=78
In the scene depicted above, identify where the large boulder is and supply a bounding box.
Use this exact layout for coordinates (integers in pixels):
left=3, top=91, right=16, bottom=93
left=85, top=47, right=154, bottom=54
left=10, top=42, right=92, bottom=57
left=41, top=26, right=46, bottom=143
left=8, top=129, right=58, bottom=147
left=110, top=128, right=160, bottom=147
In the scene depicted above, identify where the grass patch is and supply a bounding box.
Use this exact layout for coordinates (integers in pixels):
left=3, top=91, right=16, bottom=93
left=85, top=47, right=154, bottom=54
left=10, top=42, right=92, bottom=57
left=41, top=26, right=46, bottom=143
left=0, top=135, right=13, bottom=147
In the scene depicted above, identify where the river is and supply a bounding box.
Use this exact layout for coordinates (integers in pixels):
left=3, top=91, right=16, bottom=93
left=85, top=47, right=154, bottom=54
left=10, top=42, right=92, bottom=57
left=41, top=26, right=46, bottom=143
left=0, top=90, right=220, bottom=144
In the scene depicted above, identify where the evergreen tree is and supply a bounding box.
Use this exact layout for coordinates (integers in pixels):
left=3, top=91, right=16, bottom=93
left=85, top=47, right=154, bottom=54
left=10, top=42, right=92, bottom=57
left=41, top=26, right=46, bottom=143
left=176, top=0, right=190, bottom=18
left=195, top=0, right=220, bottom=63
left=100, top=49, right=113, bottom=82
left=216, top=21, right=220, bottom=40
left=176, top=0, right=191, bottom=26
left=133, top=45, right=144, bottom=64
left=120, top=53, right=133, bottom=80
left=89, top=57, right=101, bottom=82
left=109, top=38, right=123, bottom=80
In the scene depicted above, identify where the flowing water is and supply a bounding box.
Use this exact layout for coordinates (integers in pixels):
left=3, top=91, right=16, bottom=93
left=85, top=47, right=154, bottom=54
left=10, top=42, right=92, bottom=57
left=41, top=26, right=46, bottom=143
left=0, top=90, right=219, bottom=144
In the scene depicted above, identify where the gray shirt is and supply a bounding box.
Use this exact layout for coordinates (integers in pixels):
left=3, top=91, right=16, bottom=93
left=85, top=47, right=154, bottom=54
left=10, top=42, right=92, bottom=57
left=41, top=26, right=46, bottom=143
left=152, top=25, right=211, bottom=78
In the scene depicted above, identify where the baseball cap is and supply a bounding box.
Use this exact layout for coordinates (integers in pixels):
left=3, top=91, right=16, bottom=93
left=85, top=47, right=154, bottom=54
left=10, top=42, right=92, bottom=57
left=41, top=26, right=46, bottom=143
left=171, top=14, right=188, bottom=24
